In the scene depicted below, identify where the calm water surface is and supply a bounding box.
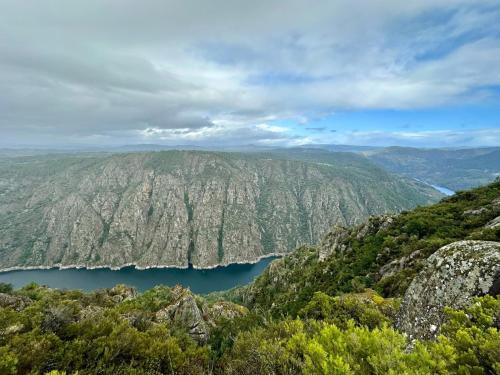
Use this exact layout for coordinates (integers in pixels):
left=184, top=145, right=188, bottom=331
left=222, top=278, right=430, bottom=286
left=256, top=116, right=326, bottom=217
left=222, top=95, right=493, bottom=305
left=0, top=257, right=278, bottom=294
left=430, top=184, right=455, bottom=196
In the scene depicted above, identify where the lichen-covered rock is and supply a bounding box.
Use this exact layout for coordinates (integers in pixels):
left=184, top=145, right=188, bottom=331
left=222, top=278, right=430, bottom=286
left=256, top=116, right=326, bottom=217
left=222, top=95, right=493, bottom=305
left=155, top=286, right=210, bottom=343
left=0, top=293, right=32, bottom=311
left=396, top=240, right=500, bottom=341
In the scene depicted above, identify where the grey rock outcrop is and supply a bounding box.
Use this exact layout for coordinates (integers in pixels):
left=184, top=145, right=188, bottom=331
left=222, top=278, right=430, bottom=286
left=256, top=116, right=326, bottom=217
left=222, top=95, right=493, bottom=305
left=0, top=293, right=32, bottom=311
left=379, top=250, right=422, bottom=278
left=208, top=301, right=248, bottom=322
left=108, top=284, right=137, bottom=303
left=485, top=215, right=500, bottom=229
left=463, top=207, right=488, bottom=216
left=319, top=225, right=350, bottom=261
left=155, top=286, right=210, bottom=343
left=318, top=215, right=395, bottom=261
left=396, top=240, right=500, bottom=341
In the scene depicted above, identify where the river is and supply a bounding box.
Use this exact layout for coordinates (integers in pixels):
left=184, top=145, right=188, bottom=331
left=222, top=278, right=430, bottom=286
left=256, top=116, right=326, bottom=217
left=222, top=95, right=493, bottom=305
left=0, top=257, right=278, bottom=294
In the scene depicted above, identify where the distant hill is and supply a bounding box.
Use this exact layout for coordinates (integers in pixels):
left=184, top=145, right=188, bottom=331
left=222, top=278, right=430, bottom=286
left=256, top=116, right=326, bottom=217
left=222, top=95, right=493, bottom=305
left=0, top=150, right=440, bottom=270
left=363, top=146, right=500, bottom=191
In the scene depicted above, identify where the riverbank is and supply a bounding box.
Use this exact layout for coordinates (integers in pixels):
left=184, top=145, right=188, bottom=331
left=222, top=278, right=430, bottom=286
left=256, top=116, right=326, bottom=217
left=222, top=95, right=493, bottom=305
left=0, top=252, right=285, bottom=274
left=0, top=256, right=281, bottom=293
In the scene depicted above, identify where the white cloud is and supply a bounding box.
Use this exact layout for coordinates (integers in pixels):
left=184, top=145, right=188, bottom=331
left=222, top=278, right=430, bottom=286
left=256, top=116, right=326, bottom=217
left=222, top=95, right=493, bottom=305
left=314, top=128, right=500, bottom=148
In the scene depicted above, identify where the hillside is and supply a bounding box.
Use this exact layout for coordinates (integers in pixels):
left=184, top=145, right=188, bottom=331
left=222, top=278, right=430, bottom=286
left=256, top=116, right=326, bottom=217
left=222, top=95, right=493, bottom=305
left=0, top=180, right=498, bottom=374
left=365, top=146, right=500, bottom=191
left=0, top=151, right=440, bottom=270
left=218, top=179, right=500, bottom=316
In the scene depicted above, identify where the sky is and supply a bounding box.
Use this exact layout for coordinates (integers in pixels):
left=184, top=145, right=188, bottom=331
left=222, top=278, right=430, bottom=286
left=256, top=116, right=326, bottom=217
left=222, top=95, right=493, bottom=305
left=1, top=0, right=500, bottom=148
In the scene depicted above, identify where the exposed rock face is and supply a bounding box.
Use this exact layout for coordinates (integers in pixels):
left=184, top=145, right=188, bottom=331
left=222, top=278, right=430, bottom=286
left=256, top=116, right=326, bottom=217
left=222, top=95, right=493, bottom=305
left=0, top=151, right=440, bottom=269
left=378, top=250, right=421, bottom=278
left=463, top=207, right=488, bottom=216
left=396, top=240, right=500, bottom=341
left=485, top=215, right=500, bottom=229
left=318, top=225, right=350, bottom=261
left=155, top=286, right=210, bottom=343
left=319, top=215, right=395, bottom=261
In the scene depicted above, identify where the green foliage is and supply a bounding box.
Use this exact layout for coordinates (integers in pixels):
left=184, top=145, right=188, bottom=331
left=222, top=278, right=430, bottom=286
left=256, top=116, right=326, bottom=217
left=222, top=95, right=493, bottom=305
left=435, top=295, right=500, bottom=374
left=299, top=290, right=396, bottom=329
left=0, top=283, right=498, bottom=374
left=222, top=295, right=499, bottom=375
left=0, top=282, right=13, bottom=293
left=0, top=285, right=209, bottom=374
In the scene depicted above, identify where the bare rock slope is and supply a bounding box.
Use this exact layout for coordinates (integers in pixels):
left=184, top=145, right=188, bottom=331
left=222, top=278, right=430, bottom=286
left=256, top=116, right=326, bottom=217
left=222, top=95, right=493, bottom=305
left=0, top=151, right=440, bottom=270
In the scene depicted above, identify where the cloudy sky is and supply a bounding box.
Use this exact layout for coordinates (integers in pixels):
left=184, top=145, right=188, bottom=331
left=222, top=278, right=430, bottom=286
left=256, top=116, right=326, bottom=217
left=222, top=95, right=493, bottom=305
left=1, top=0, right=500, bottom=148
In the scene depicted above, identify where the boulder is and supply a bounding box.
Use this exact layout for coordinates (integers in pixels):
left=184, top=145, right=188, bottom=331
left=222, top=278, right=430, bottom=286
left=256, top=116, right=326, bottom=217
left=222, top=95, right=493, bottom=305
left=396, top=240, right=500, bottom=341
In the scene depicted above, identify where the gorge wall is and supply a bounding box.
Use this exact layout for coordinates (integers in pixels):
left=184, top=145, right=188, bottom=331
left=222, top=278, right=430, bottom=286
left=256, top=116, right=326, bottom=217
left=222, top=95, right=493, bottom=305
left=0, top=151, right=441, bottom=269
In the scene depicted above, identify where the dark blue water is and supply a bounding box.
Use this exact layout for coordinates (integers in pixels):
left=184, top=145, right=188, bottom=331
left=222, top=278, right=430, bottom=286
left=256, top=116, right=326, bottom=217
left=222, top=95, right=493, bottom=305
left=0, top=257, right=278, bottom=294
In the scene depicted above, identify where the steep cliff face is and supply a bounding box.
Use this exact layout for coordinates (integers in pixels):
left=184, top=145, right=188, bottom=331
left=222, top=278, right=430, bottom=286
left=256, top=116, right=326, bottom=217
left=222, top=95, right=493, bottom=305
left=0, top=151, right=440, bottom=270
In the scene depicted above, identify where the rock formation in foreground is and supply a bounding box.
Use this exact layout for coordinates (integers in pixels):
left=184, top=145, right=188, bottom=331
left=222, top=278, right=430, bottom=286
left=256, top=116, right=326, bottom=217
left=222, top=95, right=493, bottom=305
left=396, top=240, right=499, bottom=340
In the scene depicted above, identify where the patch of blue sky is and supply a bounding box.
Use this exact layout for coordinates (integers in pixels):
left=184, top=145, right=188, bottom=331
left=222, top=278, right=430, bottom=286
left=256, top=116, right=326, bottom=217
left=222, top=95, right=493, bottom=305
left=269, top=105, right=500, bottom=135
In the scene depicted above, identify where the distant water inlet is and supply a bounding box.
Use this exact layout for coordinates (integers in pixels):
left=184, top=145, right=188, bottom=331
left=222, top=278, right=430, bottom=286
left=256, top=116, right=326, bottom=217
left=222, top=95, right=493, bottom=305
left=414, top=178, right=455, bottom=196
left=429, top=184, right=455, bottom=196
left=0, top=257, right=278, bottom=294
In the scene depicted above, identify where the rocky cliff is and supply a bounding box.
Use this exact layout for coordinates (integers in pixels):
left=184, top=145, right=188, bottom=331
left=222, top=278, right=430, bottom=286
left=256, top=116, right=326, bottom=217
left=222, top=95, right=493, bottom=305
left=0, top=150, right=440, bottom=270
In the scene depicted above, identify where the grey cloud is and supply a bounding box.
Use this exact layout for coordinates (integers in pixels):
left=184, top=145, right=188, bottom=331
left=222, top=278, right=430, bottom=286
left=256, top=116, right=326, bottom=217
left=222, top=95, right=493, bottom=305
left=0, top=0, right=499, bottom=146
